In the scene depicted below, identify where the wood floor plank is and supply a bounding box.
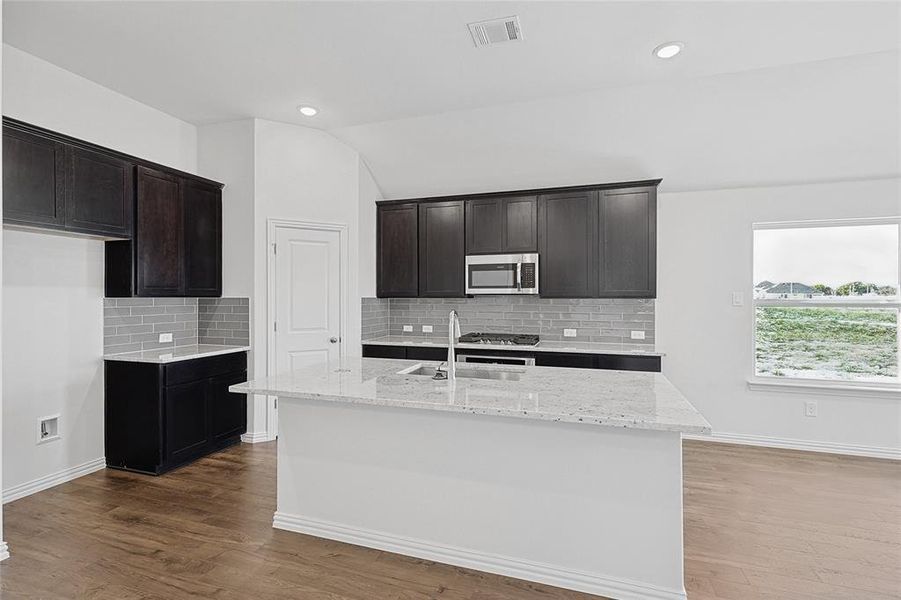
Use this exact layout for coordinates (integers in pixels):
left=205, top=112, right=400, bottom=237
left=1, top=439, right=897, bottom=599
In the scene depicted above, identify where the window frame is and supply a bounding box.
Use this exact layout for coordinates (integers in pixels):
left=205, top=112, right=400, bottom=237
left=750, top=217, right=901, bottom=393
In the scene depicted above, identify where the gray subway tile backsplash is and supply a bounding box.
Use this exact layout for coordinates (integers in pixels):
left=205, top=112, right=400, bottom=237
left=362, top=296, right=654, bottom=344
left=197, top=298, right=250, bottom=346
left=104, top=297, right=250, bottom=354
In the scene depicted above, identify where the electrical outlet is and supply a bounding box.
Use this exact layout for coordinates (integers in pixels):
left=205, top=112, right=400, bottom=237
left=422, top=325, right=433, bottom=333
left=563, top=329, right=577, bottom=338
left=805, top=401, right=818, bottom=417
left=159, top=332, right=173, bottom=343
left=403, top=325, right=413, bottom=333
left=732, top=292, right=744, bottom=307
left=631, top=331, right=646, bottom=340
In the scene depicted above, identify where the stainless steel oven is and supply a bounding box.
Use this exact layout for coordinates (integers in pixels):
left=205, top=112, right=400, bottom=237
left=465, top=253, right=538, bottom=295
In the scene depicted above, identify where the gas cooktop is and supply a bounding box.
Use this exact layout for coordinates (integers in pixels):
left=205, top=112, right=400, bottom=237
left=458, top=332, right=540, bottom=346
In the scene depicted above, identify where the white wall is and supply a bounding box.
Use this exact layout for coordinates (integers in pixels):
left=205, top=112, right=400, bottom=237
left=657, top=178, right=901, bottom=454
left=1, top=46, right=198, bottom=495
left=358, top=161, right=381, bottom=298
left=2, top=231, right=105, bottom=490
left=197, top=119, right=255, bottom=298
left=335, top=50, right=899, bottom=200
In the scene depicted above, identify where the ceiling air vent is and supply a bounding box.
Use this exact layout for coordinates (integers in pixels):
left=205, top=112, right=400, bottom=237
left=468, top=16, right=523, bottom=48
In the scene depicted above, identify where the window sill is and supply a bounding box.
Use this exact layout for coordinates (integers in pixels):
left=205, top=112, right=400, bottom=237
left=747, top=377, right=900, bottom=399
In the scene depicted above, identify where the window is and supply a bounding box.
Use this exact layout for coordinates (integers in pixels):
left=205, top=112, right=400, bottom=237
left=753, top=218, right=900, bottom=388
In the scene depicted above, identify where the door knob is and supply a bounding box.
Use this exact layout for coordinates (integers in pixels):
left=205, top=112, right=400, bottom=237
left=329, top=337, right=339, bottom=344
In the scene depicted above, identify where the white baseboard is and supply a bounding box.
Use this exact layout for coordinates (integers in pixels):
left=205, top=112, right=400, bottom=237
left=0, top=542, right=9, bottom=561
left=240, top=431, right=272, bottom=443
left=273, top=512, right=686, bottom=600
left=3, top=457, right=106, bottom=504
left=684, top=432, right=900, bottom=461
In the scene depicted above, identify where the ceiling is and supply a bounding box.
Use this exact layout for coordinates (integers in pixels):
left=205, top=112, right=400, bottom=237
left=4, top=1, right=899, bottom=130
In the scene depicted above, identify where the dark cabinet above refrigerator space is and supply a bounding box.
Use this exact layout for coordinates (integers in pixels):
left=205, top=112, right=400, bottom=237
left=376, top=179, right=660, bottom=299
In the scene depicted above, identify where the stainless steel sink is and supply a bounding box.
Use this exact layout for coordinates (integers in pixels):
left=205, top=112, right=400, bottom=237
left=400, top=365, right=522, bottom=381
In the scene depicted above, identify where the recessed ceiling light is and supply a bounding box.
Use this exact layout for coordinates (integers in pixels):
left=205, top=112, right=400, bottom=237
left=297, top=105, right=318, bottom=117
left=653, top=42, right=684, bottom=59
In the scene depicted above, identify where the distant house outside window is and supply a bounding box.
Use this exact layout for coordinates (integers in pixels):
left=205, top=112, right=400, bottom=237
left=752, top=218, right=900, bottom=387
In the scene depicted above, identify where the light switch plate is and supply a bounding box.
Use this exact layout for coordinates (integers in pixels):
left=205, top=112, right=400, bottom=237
left=563, top=329, right=577, bottom=337
left=732, top=292, right=744, bottom=307
left=403, top=325, right=413, bottom=333
left=422, top=325, right=433, bottom=333
left=159, top=333, right=173, bottom=343
left=631, top=331, right=646, bottom=340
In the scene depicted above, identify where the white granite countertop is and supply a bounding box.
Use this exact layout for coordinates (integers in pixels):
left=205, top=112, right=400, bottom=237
left=230, top=357, right=709, bottom=434
left=104, top=344, right=250, bottom=364
left=362, top=335, right=663, bottom=357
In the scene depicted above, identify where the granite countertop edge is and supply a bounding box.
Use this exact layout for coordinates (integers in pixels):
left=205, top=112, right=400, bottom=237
left=362, top=336, right=664, bottom=357
left=230, top=358, right=711, bottom=435
left=104, top=344, right=251, bottom=364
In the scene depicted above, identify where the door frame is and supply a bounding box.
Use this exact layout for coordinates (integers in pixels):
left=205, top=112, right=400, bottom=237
left=266, top=218, right=349, bottom=440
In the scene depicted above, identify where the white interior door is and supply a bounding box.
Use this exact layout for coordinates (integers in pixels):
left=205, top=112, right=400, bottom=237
left=274, top=226, right=342, bottom=377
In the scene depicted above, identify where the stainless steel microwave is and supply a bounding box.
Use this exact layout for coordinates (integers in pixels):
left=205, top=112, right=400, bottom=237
left=465, top=253, right=539, bottom=295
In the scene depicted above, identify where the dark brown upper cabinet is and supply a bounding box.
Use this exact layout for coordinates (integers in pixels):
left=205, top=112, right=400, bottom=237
left=465, top=195, right=537, bottom=254
left=136, top=167, right=184, bottom=296
left=597, top=186, right=657, bottom=298
left=375, top=179, right=659, bottom=299
left=3, top=120, right=135, bottom=238
left=3, top=125, right=67, bottom=229
left=106, top=168, right=223, bottom=298
left=183, top=179, right=223, bottom=297
left=538, top=191, right=598, bottom=298
left=419, top=200, right=465, bottom=297
left=66, top=146, right=134, bottom=238
left=376, top=203, right=419, bottom=297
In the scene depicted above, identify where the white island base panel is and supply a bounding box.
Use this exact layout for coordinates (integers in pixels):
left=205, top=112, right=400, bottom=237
left=273, top=398, right=686, bottom=600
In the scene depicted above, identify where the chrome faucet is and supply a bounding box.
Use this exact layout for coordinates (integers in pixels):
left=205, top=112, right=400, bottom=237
left=447, top=310, right=461, bottom=381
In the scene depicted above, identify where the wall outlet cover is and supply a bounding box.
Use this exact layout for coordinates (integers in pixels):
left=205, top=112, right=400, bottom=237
left=422, top=325, right=433, bottom=333
left=630, top=331, right=646, bottom=340
left=37, top=414, right=61, bottom=445
left=403, top=325, right=413, bottom=333
left=805, top=401, right=818, bottom=417
left=159, top=332, right=173, bottom=343
left=563, top=329, right=577, bottom=337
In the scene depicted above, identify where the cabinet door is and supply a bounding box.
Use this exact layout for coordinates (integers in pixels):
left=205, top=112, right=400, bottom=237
left=465, top=197, right=503, bottom=254
left=165, top=379, right=209, bottom=463
left=2, top=126, right=66, bottom=228
left=538, top=191, right=597, bottom=297
left=183, top=179, right=222, bottom=297
left=465, top=196, right=537, bottom=254
left=598, top=187, right=656, bottom=298
left=136, top=166, right=184, bottom=296
left=419, top=200, right=465, bottom=297
left=66, top=146, right=134, bottom=238
left=209, top=371, right=247, bottom=443
left=502, top=196, right=537, bottom=252
left=376, top=203, right=419, bottom=297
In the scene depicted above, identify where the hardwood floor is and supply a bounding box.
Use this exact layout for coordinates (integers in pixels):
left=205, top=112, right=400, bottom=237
left=0, top=440, right=898, bottom=599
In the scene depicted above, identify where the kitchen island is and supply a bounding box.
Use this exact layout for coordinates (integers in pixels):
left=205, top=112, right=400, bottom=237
left=231, top=358, right=710, bottom=600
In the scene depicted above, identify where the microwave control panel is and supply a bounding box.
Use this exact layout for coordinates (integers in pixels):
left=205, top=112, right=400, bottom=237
left=520, top=264, right=536, bottom=288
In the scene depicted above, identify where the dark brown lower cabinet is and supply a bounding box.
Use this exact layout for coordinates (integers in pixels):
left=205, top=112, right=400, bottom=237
left=105, top=352, right=247, bottom=475
left=361, top=344, right=661, bottom=372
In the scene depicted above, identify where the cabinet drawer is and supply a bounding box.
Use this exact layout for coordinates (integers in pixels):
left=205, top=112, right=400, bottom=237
left=164, top=352, right=247, bottom=386
left=362, top=344, right=407, bottom=359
